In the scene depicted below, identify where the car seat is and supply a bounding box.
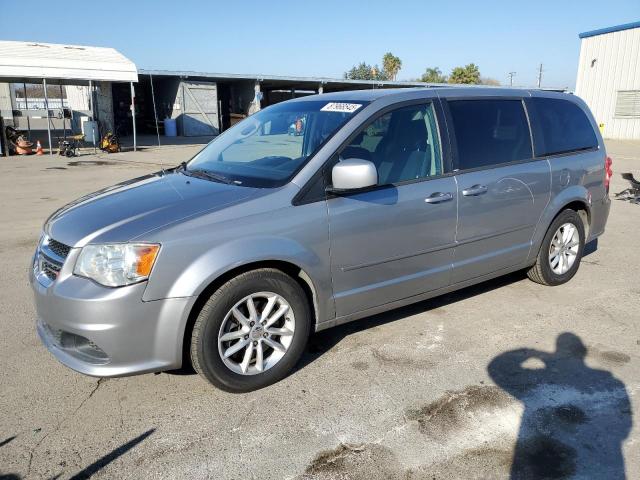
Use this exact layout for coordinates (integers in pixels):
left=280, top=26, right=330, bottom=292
left=373, top=114, right=431, bottom=185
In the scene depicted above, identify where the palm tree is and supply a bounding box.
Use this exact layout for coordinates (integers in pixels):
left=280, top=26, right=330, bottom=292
left=382, top=53, right=402, bottom=81
left=420, top=67, right=447, bottom=83
left=448, top=63, right=481, bottom=84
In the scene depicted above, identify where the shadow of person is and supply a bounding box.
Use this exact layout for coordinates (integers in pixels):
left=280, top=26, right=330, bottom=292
left=488, top=333, right=632, bottom=479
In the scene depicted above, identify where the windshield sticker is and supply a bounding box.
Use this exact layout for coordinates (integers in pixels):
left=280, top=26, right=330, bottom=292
left=320, top=102, right=363, bottom=114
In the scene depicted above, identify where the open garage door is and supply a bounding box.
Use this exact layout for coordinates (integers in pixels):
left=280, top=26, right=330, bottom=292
left=181, top=81, right=219, bottom=136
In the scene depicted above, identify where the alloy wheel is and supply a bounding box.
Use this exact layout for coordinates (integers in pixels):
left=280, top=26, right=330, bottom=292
left=217, top=292, right=295, bottom=375
left=548, top=222, right=580, bottom=275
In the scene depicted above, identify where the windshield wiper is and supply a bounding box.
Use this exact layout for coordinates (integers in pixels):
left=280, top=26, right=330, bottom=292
left=184, top=168, right=234, bottom=185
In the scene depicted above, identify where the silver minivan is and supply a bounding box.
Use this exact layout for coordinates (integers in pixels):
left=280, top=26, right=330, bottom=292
left=30, top=88, right=612, bottom=392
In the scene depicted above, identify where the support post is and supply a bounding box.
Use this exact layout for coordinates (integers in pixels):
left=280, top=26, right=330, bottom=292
left=130, top=82, right=137, bottom=152
left=59, top=84, right=66, bottom=141
left=89, top=80, right=96, bottom=154
left=254, top=81, right=262, bottom=113
left=149, top=74, right=161, bottom=147
left=23, top=83, right=31, bottom=138
left=181, top=82, right=186, bottom=136
left=42, top=78, right=53, bottom=155
left=318, top=83, right=324, bottom=94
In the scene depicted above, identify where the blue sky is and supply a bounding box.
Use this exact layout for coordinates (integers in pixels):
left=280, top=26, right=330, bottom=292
left=1, top=0, right=638, bottom=88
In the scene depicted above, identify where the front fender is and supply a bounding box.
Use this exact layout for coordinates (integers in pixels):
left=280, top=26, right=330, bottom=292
left=527, top=185, right=591, bottom=263
left=170, top=236, right=321, bottom=297
left=143, top=235, right=333, bottom=324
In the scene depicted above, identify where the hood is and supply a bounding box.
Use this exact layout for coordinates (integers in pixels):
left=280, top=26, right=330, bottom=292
left=46, top=171, right=262, bottom=247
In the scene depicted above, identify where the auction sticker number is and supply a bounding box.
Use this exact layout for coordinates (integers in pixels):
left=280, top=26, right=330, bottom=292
left=320, top=102, right=363, bottom=113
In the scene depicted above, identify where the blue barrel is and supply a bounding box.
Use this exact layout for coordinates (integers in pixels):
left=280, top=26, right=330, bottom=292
left=164, top=118, right=177, bottom=137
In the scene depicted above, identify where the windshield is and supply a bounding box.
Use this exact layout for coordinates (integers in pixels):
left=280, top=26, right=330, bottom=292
left=184, top=100, right=368, bottom=188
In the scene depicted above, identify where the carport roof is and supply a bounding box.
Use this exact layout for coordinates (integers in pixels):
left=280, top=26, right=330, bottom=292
left=138, top=69, right=430, bottom=89
left=0, top=41, right=138, bottom=84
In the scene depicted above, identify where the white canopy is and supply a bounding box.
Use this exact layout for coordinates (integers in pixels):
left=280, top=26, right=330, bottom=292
left=0, top=41, right=138, bottom=83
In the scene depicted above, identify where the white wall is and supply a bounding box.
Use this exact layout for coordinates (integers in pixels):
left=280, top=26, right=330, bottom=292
left=65, top=85, right=90, bottom=111
left=575, top=27, right=640, bottom=140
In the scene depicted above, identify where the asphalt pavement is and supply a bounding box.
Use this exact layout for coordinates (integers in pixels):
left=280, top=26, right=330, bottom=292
left=1, top=139, right=638, bottom=479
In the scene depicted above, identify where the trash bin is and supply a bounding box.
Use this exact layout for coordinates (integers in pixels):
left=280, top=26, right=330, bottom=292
left=164, top=118, right=177, bottom=137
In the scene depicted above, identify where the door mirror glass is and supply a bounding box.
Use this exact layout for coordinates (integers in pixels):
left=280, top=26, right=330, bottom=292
left=331, top=159, right=378, bottom=191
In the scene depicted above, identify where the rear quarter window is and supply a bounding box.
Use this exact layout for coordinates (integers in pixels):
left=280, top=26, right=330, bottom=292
left=529, top=97, right=598, bottom=156
left=447, top=99, right=532, bottom=170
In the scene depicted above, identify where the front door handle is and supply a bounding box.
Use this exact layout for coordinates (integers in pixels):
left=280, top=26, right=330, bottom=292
left=424, top=192, right=453, bottom=204
left=462, top=184, right=488, bottom=196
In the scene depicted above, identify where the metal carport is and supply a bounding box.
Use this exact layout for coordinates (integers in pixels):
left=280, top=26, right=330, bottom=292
left=0, top=41, right=138, bottom=155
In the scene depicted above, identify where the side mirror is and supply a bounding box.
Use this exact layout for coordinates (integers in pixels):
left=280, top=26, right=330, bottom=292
left=330, top=159, right=378, bottom=191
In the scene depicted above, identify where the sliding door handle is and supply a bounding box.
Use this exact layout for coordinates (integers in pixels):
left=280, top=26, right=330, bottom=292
left=424, top=192, right=453, bottom=204
left=462, top=184, right=488, bottom=196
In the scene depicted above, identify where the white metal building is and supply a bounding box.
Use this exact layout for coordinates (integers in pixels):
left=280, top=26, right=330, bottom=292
left=575, top=21, right=640, bottom=140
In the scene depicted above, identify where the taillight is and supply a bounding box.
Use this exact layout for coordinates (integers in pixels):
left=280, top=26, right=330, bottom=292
left=604, top=155, right=613, bottom=194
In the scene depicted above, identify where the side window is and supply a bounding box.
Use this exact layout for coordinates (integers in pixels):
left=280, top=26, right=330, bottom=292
left=339, top=103, right=442, bottom=185
left=531, top=98, right=598, bottom=156
left=448, top=99, right=532, bottom=170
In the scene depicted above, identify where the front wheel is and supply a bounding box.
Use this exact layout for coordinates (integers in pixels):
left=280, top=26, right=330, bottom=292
left=190, top=268, right=311, bottom=392
left=527, top=209, right=585, bottom=286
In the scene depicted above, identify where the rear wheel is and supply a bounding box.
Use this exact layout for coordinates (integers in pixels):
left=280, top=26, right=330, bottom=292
left=190, top=268, right=311, bottom=392
left=527, top=209, right=585, bottom=286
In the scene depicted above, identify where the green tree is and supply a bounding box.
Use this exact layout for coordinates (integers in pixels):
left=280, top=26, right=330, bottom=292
left=448, top=63, right=481, bottom=84
left=344, top=62, right=389, bottom=81
left=382, top=52, right=402, bottom=81
left=420, top=67, right=447, bottom=83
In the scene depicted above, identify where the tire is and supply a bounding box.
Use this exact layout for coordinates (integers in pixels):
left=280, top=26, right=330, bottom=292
left=190, top=268, right=311, bottom=392
left=527, top=209, right=585, bottom=286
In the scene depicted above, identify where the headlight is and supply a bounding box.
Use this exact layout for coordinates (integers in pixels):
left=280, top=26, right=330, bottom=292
left=74, top=243, right=160, bottom=287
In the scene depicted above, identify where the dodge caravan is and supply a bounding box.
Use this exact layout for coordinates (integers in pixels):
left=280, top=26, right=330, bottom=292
left=30, top=88, right=612, bottom=392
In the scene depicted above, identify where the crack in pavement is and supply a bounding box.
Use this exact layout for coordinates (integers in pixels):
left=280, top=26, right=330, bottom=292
left=26, top=377, right=106, bottom=477
left=116, top=385, right=125, bottom=432
left=232, top=398, right=257, bottom=480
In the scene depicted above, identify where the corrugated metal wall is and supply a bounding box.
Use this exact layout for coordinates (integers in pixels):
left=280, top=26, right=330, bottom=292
left=575, top=27, right=640, bottom=140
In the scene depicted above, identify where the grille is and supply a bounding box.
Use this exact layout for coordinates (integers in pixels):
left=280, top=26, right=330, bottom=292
left=41, top=258, right=61, bottom=280
left=35, top=236, right=69, bottom=283
left=48, top=239, right=71, bottom=259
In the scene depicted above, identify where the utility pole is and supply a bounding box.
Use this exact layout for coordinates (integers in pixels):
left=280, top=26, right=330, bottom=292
left=508, top=72, right=516, bottom=87
left=537, top=63, right=544, bottom=88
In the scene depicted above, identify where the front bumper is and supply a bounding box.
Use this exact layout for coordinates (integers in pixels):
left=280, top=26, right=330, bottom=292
left=30, top=249, right=196, bottom=377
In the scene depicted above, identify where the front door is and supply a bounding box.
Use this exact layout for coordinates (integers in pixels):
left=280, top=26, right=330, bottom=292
left=445, top=98, right=551, bottom=282
left=327, top=102, right=457, bottom=317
